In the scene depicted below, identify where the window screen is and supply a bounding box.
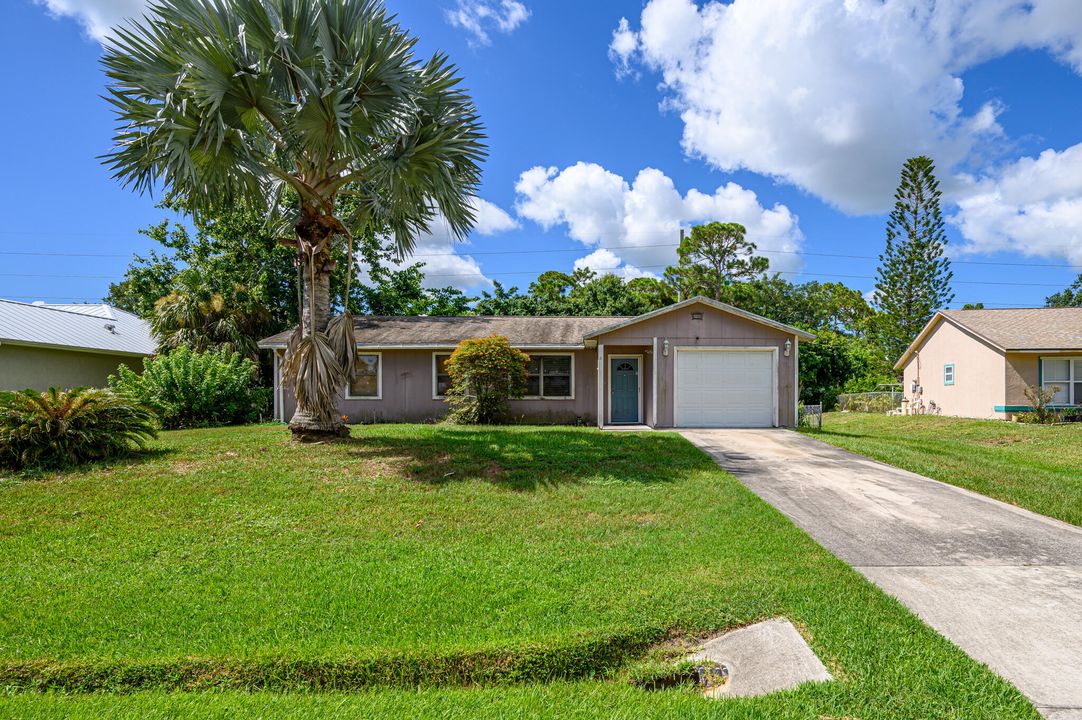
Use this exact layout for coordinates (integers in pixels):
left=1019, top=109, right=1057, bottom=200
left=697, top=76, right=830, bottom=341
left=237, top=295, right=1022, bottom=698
left=349, top=354, right=380, bottom=397
left=525, top=355, right=572, bottom=398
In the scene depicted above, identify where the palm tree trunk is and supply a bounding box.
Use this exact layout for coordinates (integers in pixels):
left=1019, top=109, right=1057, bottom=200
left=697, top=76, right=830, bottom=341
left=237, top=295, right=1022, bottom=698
left=288, top=213, right=349, bottom=441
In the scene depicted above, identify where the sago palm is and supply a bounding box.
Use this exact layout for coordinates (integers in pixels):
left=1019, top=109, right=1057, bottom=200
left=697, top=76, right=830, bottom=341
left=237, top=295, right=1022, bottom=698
left=102, top=0, right=486, bottom=439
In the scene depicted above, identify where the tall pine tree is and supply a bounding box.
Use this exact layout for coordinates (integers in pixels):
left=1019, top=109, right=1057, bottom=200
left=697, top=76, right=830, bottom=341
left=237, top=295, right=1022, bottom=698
left=873, top=156, right=954, bottom=364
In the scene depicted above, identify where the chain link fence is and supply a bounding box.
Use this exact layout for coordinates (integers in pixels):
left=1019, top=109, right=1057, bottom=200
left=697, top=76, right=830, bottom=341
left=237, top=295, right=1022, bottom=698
left=837, top=391, right=904, bottom=414
left=799, top=403, right=823, bottom=430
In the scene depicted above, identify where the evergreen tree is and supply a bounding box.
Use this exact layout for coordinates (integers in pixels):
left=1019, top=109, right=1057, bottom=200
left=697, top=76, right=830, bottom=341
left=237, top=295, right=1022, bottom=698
left=673, top=222, right=769, bottom=301
left=873, top=156, right=954, bottom=363
left=1046, top=274, right=1082, bottom=307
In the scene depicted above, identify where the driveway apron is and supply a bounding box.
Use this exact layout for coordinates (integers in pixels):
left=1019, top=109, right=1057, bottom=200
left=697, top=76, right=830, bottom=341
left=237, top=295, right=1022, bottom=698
left=681, top=428, right=1082, bottom=719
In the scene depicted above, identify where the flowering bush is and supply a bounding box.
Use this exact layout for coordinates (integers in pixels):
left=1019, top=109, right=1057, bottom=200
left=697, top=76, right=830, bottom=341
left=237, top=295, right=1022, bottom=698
left=444, top=336, right=529, bottom=424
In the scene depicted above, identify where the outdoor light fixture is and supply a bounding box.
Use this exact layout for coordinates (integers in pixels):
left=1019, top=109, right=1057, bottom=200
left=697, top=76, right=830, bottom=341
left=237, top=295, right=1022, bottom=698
left=784, top=339, right=792, bottom=357
left=663, top=339, right=670, bottom=356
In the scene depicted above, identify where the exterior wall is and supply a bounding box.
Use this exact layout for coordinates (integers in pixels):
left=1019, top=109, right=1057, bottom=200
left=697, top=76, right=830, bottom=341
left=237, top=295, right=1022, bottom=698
left=0, top=343, right=144, bottom=391
left=595, top=301, right=799, bottom=427
left=899, top=319, right=1006, bottom=419
left=1004, top=351, right=1080, bottom=413
left=279, top=348, right=597, bottom=425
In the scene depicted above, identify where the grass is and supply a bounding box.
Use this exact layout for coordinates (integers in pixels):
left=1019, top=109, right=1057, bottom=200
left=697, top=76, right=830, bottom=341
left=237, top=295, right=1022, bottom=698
left=802, top=413, right=1082, bottom=526
left=0, top=424, right=1039, bottom=718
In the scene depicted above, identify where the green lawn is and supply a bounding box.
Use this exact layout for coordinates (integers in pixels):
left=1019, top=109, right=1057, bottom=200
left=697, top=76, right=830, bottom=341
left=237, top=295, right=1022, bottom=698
left=803, top=413, right=1082, bottom=526
left=0, top=424, right=1037, bottom=718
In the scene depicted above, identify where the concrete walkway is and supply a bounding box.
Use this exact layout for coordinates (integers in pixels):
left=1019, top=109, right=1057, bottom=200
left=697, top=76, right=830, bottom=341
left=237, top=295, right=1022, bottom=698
left=681, top=428, right=1082, bottom=719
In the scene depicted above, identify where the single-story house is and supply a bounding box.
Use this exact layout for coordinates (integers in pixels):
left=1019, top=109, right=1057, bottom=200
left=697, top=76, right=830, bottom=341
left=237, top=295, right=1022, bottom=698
left=0, top=300, right=156, bottom=392
left=896, top=307, right=1082, bottom=419
left=259, top=296, right=814, bottom=428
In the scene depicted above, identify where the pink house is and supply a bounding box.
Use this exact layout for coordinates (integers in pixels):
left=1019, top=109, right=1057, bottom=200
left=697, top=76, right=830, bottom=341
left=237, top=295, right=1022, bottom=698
left=259, top=297, right=814, bottom=429
left=896, top=307, right=1082, bottom=419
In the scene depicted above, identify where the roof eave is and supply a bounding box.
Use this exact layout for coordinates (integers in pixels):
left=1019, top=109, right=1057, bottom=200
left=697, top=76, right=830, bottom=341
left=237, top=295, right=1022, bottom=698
left=0, top=338, right=153, bottom=358
left=894, top=312, right=1009, bottom=370
left=583, top=296, right=816, bottom=342
left=257, top=341, right=588, bottom=351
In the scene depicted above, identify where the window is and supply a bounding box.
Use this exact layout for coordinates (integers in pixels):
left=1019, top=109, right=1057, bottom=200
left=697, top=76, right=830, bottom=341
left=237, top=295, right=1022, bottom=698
left=943, top=364, right=955, bottom=386
left=1042, top=358, right=1081, bottom=406
left=347, top=353, right=381, bottom=399
left=525, top=355, right=573, bottom=399
left=433, top=353, right=452, bottom=398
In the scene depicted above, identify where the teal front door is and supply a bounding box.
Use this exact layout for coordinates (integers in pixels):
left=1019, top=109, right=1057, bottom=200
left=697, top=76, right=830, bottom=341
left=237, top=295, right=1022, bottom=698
left=610, top=357, right=640, bottom=424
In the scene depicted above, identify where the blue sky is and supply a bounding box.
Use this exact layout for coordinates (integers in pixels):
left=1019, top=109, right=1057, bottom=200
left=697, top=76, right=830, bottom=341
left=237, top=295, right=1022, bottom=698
left=4, top=0, right=1082, bottom=308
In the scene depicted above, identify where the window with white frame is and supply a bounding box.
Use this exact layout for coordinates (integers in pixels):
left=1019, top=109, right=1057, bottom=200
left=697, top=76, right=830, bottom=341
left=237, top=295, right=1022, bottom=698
left=1042, top=358, right=1081, bottom=405
left=525, top=355, right=573, bottom=398
left=943, top=364, right=955, bottom=386
left=433, top=353, right=452, bottom=398
left=347, top=353, right=381, bottom=398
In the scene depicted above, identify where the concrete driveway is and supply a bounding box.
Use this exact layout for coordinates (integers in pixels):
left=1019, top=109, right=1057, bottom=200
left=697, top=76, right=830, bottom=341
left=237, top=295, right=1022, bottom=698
left=681, top=428, right=1082, bottom=719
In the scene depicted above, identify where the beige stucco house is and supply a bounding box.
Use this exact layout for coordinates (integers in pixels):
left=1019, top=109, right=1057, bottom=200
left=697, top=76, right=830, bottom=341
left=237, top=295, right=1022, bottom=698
left=0, top=300, right=156, bottom=391
left=259, top=297, right=814, bottom=428
left=895, top=307, right=1082, bottom=419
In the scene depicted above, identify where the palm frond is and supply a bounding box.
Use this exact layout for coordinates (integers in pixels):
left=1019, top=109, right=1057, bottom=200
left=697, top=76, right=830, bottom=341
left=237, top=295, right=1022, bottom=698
left=282, top=331, right=344, bottom=423
left=325, top=312, right=357, bottom=376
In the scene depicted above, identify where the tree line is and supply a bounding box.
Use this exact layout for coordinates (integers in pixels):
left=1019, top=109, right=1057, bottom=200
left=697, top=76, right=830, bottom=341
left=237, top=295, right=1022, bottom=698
left=106, top=158, right=1077, bottom=410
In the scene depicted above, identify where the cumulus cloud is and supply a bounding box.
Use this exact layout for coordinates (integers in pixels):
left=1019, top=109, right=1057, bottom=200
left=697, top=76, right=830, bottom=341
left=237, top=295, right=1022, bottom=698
left=34, top=0, right=145, bottom=40
left=362, top=198, right=516, bottom=292
left=611, top=0, right=1082, bottom=214
left=515, top=162, right=803, bottom=278
left=952, top=144, right=1082, bottom=264
left=445, top=0, right=530, bottom=46
left=471, top=197, right=520, bottom=235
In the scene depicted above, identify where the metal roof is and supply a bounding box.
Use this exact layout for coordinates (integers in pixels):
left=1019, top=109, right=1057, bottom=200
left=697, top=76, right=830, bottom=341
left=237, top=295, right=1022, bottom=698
left=0, top=300, right=156, bottom=356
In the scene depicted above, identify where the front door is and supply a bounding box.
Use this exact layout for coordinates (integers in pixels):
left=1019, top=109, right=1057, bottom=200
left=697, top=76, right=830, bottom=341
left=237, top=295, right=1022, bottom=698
left=610, top=357, right=640, bottom=424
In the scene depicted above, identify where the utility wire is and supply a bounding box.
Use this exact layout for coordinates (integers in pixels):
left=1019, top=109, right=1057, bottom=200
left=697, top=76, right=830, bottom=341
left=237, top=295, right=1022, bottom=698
left=2, top=243, right=1082, bottom=270
left=0, top=267, right=1070, bottom=288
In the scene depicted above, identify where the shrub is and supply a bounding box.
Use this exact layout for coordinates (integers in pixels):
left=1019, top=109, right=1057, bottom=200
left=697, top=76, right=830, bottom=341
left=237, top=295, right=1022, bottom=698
left=444, top=336, right=529, bottom=424
left=110, top=347, right=267, bottom=429
left=0, top=387, right=157, bottom=470
left=1022, top=384, right=1061, bottom=424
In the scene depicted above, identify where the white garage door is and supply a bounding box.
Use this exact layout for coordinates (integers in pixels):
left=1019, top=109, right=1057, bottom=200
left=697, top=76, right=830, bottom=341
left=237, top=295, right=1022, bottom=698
left=675, top=350, right=776, bottom=427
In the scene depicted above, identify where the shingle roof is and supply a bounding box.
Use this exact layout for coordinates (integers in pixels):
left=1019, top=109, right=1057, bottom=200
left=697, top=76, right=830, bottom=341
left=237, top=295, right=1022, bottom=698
left=258, top=315, right=627, bottom=349
left=0, top=300, right=156, bottom=356
left=941, top=307, right=1082, bottom=350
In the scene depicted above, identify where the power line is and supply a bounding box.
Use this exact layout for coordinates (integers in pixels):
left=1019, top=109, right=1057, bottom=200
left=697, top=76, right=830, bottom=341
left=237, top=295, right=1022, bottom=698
left=0, top=293, right=1046, bottom=309
left=2, top=242, right=1082, bottom=270
left=0, top=266, right=1067, bottom=288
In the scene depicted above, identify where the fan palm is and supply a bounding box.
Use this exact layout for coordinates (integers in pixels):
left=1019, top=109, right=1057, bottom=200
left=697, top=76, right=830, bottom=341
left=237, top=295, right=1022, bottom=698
left=102, top=0, right=485, bottom=439
left=151, top=270, right=273, bottom=362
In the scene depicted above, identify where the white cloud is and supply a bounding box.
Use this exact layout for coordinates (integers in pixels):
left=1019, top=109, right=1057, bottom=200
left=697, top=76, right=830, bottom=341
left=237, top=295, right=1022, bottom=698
left=515, top=161, right=803, bottom=277
left=471, top=197, right=520, bottom=235
left=446, top=0, right=530, bottom=46
left=34, top=0, right=145, bottom=40
left=952, top=143, right=1082, bottom=264
left=363, top=198, right=517, bottom=292
left=611, top=0, right=1082, bottom=214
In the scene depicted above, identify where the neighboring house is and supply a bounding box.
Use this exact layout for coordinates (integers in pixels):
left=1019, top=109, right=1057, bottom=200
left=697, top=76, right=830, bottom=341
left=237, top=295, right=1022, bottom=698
left=0, top=300, right=156, bottom=392
left=896, top=307, right=1082, bottom=419
left=259, top=296, right=814, bottom=428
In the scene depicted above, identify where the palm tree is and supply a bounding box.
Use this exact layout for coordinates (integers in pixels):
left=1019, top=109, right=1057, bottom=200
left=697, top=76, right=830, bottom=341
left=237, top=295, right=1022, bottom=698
left=151, top=269, right=273, bottom=362
left=102, top=0, right=485, bottom=439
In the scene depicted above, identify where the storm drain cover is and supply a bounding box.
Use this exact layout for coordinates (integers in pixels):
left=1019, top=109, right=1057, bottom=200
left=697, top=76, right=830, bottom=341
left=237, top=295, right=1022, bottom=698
left=686, top=618, right=832, bottom=698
